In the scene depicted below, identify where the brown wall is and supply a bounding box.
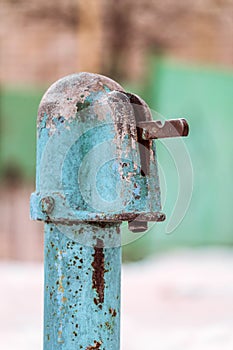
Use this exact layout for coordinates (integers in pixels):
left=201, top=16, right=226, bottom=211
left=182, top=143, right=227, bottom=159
left=0, top=186, right=43, bottom=260
left=0, top=0, right=232, bottom=84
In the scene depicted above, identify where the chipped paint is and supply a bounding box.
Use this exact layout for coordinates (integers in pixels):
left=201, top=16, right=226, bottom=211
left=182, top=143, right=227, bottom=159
left=92, top=238, right=105, bottom=306
left=109, top=308, right=117, bottom=317
left=37, top=73, right=123, bottom=131
left=86, top=340, right=102, bottom=350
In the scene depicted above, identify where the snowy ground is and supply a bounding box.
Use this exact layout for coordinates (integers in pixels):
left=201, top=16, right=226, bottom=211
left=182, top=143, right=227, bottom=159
left=1, top=248, right=233, bottom=350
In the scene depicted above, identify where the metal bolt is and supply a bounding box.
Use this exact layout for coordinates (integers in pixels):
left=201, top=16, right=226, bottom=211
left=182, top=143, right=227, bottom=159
left=40, top=196, right=55, bottom=214
left=128, top=220, right=148, bottom=233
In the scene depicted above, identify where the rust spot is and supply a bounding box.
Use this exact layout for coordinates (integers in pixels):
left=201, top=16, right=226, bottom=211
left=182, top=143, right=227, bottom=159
left=86, top=340, right=102, bottom=350
left=92, top=239, right=105, bottom=305
left=93, top=297, right=102, bottom=309
left=124, top=92, right=152, bottom=176
left=105, top=321, right=111, bottom=330
left=109, top=308, right=117, bottom=317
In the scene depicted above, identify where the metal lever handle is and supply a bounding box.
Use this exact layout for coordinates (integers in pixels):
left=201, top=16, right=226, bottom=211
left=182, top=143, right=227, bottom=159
left=138, top=118, right=189, bottom=140
left=128, top=118, right=189, bottom=233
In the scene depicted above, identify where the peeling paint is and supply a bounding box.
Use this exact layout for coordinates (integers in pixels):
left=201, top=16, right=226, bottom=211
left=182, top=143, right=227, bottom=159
left=86, top=340, right=102, bottom=350
left=92, top=238, right=105, bottom=305
left=37, top=72, right=124, bottom=131
left=109, top=308, right=117, bottom=317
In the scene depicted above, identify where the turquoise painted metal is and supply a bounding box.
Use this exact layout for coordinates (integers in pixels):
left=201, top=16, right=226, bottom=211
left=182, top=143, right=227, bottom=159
left=30, top=72, right=188, bottom=349
left=44, top=222, right=121, bottom=349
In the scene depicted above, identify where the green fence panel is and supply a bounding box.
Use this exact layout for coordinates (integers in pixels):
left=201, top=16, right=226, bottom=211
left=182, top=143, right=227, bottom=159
left=142, top=58, right=233, bottom=248
left=0, top=87, right=43, bottom=181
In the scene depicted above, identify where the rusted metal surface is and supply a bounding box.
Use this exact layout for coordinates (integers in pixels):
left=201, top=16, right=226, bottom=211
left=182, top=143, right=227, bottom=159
left=86, top=340, right=102, bottom=349
left=31, top=191, right=166, bottom=223
left=124, top=92, right=152, bottom=177
left=139, top=118, right=189, bottom=140
left=92, top=238, right=105, bottom=306
left=128, top=220, right=148, bottom=233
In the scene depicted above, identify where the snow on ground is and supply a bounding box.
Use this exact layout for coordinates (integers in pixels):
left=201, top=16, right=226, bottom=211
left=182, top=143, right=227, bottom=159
left=1, top=248, right=233, bottom=350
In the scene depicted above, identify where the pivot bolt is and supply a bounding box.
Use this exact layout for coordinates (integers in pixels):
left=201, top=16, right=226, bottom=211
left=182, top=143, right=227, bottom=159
left=40, top=196, right=55, bottom=214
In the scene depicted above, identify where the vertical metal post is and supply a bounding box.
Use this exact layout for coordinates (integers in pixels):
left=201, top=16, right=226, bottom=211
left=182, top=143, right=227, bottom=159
left=44, top=223, right=121, bottom=349
left=31, top=72, right=188, bottom=349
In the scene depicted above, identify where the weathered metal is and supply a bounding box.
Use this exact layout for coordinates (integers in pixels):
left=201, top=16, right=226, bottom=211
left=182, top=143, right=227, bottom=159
left=30, top=72, right=189, bottom=349
left=139, top=118, right=189, bottom=140
left=44, top=222, right=121, bottom=349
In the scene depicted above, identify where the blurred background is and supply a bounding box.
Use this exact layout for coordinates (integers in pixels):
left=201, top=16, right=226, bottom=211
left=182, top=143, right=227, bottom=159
left=0, top=0, right=233, bottom=349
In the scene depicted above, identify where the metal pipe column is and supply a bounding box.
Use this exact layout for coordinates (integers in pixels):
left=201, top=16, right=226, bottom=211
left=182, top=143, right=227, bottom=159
left=44, top=222, right=121, bottom=349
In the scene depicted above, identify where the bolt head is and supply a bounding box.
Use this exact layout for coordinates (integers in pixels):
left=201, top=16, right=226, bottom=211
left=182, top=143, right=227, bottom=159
left=40, top=196, right=55, bottom=214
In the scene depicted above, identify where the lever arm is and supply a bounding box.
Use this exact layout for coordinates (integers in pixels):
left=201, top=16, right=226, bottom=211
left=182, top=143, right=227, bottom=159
left=138, top=118, right=189, bottom=140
